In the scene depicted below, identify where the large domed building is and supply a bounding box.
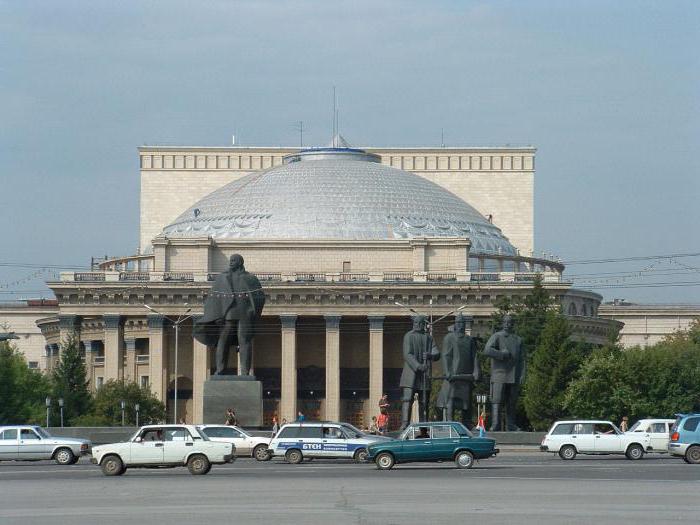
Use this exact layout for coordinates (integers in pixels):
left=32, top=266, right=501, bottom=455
left=39, top=142, right=617, bottom=427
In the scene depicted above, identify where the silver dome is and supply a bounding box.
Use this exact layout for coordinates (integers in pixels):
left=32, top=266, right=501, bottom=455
left=161, top=148, right=517, bottom=256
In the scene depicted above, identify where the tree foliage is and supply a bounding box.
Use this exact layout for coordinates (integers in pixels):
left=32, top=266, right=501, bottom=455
left=523, top=312, right=590, bottom=430
left=77, top=380, right=166, bottom=426
left=52, top=335, right=92, bottom=425
left=564, top=321, right=700, bottom=422
left=0, top=340, right=51, bottom=425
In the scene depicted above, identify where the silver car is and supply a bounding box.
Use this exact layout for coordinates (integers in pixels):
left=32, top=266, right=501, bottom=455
left=0, top=425, right=91, bottom=465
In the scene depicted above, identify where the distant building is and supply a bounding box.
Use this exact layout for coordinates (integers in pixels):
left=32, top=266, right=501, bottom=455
left=599, top=301, right=700, bottom=347
left=0, top=300, right=58, bottom=370
left=36, top=143, right=617, bottom=427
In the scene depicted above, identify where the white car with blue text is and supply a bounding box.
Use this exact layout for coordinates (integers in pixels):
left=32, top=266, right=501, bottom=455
left=268, top=422, right=392, bottom=464
left=91, top=424, right=234, bottom=476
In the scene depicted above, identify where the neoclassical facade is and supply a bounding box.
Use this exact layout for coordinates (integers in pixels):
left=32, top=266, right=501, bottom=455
left=38, top=145, right=617, bottom=427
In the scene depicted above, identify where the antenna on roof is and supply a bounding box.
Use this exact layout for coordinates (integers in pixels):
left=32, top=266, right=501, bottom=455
left=332, top=86, right=338, bottom=147
left=441, top=128, right=445, bottom=148
left=293, top=121, right=305, bottom=148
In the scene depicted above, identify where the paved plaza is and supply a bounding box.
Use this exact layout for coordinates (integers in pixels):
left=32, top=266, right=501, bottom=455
left=0, top=452, right=698, bottom=524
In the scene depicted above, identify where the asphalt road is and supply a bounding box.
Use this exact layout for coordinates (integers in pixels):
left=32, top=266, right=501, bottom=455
left=0, top=452, right=698, bottom=524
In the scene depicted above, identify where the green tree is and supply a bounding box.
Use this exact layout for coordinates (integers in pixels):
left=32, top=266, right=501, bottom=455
left=52, top=334, right=92, bottom=425
left=523, top=312, right=588, bottom=430
left=0, top=340, right=51, bottom=425
left=512, top=274, right=554, bottom=352
left=75, top=380, right=166, bottom=426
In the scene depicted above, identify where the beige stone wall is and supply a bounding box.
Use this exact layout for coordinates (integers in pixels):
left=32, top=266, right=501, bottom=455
left=599, top=305, right=700, bottom=348
left=0, top=305, right=58, bottom=369
left=139, top=146, right=535, bottom=255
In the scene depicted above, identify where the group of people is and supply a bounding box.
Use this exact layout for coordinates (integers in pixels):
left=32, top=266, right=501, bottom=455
left=367, top=394, right=391, bottom=435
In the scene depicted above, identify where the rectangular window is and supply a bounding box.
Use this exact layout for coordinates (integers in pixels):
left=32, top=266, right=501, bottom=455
left=20, top=429, right=40, bottom=440
left=96, top=377, right=104, bottom=389
left=431, top=425, right=453, bottom=439
left=1, top=429, right=17, bottom=440
left=277, top=427, right=299, bottom=439
left=27, top=361, right=38, bottom=369
left=342, top=261, right=351, bottom=273
left=683, top=417, right=700, bottom=432
left=298, top=426, right=323, bottom=439
left=140, top=376, right=149, bottom=388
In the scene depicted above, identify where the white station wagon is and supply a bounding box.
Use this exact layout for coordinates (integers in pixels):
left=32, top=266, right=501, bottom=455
left=540, top=420, right=652, bottom=460
left=197, top=425, right=271, bottom=461
left=91, top=424, right=234, bottom=476
left=626, top=418, right=675, bottom=453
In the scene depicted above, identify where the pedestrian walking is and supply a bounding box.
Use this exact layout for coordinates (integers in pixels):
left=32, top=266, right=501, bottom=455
left=225, top=407, right=237, bottom=426
left=271, top=415, right=279, bottom=435
left=377, top=411, right=389, bottom=435
left=297, top=411, right=305, bottom=422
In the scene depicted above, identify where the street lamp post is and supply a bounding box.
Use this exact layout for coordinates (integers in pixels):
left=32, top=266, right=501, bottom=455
left=58, top=398, right=64, bottom=428
left=135, top=403, right=140, bottom=427
left=45, top=397, right=51, bottom=428
left=144, top=305, right=192, bottom=424
left=120, top=400, right=126, bottom=426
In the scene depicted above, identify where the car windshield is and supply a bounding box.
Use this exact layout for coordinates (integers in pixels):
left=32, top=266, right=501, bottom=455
left=340, top=424, right=364, bottom=438
left=35, top=427, right=50, bottom=438
left=627, top=421, right=642, bottom=432
left=193, top=428, right=210, bottom=441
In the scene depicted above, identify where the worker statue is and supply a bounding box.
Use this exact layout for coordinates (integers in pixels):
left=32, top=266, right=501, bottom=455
left=435, top=313, right=480, bottom=427
left=483, top=314, right=526, bottom=431
left=399, top=315, right=440, bottom=430
left=194, top=254, right=265, bottom=375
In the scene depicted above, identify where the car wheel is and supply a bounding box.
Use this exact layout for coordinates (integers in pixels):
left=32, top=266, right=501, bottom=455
left=455, top=450, right=475, bottom=469
left=285, top=449, right=303, bottom=464
left=253, top=444, right=270, bottom=462
left=559, top=445, right=577, bottom=460
left=100, top=455, right=124, bottom=476
left=353, top=448, right=368, bottom=463
left=187, top=454, right=211, bottom=475
left=626, top=444, right=644, bottom=460
left=54, top=448, right=75, bottom=466
left=375, top=452, right=395, bottom=470
left=685, top=445, right=700, bottom=464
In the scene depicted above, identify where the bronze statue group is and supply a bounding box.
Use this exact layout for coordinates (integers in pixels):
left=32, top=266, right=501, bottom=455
left=399, top=312, right=525, bottom=432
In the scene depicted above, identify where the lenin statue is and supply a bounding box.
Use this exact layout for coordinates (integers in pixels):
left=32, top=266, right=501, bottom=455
left=483, top=314, right=526, bottom=431
left=435, top=313, right=480, bottom=427
left=194, top=254, right=265, bottom=375
left=399, top=315, right=440, bottom=430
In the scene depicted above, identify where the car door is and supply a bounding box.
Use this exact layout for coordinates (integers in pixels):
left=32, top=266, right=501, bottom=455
left=321, top=426, right=348, bottom=457
left=570, top=423, right=596, bottom=452
left=0, top=429, right=19, bottom=460
left=594, top=423, right=623, bottom=452
left=430, top=424, right=457, bottom=460
left=162, top=427, right=194, bottom=464
left=130, top=428, right=164, bottom=464
left=648, top=423, right=668, bottom=452
left=18, top=428, right=49, bottom=459
left=401, top=426, right=433, bottom=460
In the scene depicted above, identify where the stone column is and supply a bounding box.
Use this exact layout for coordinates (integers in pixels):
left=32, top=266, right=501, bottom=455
left=84, top=340, right=96, bottom=389
left=324, top=315, right=341, bottom=421
left=103, top=315, right=123, bottom=381
left=279, top=315, right=298, bottom=423
left=147, top=315, right=167, bottom=402
left=124, top=337, right=137, bottom=381
left=192, top=316, right=211, bottom=424
left=58, top=314, right=81, bottom=344
left=368, top=315, right=385, bottom=419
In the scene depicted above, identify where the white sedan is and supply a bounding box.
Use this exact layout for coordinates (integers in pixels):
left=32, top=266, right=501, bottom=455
left=91, top=425, right=234, bottom=476
left=197, top=425, right=271, bottom=461
left=626, top=418, right=675, bottom=453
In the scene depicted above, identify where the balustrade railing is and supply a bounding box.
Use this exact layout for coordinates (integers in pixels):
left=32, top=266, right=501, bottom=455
left=294, top=273, right=327, bottom=282
left=74, top=272, right=105, bottom=282
left=470, top=272, right=500, bottom=282
left=119, top=272, right=150, bottom=281
left=426, top=272, right=457, bottom=282
left=383, top=272, right=414, bottom=282
left=339, top=273, right=369, bottom=282
left=163, top=272, right=194, bottom=282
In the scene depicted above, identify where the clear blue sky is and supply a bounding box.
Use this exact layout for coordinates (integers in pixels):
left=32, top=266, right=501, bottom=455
left=1, top=0, right=698, bottom=303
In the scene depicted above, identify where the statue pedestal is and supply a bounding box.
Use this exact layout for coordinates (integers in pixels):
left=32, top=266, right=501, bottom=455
left=203, top=376, right=262, bottom=427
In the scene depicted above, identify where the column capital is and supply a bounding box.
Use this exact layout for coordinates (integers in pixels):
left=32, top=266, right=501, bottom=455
left=103, top=314, right=122, bottom=330
left=58, top=314, right=81, bottom=330
left=147, top=314, right=167, bottom=329
left=124, top=338, right=137, bottom=351
left=324, top=314, right=341, bottom=330
left=279, top=314, right=297, bottom=329
left=368, top=315, right=385, bottom=330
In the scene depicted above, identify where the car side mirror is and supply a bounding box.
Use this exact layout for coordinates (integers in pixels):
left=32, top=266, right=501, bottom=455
left=134, top=437, right=142, bottom=443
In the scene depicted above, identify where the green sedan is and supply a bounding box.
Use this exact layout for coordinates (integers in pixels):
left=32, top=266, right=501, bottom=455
left=366, top=421, right=499, bottom=470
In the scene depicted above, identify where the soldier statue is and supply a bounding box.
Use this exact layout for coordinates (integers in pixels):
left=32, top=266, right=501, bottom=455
left=435, top=313, right=480, bottom=427
left=194, top=254, right=265, bottom=375
left=483, top=314, right=526, bottom=431
left=399, top=315, right=440, bottom=430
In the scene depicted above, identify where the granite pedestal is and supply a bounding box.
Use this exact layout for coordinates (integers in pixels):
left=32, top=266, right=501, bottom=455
left=203, top=376, right=262, bottom=426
